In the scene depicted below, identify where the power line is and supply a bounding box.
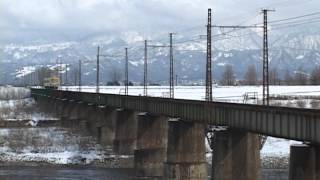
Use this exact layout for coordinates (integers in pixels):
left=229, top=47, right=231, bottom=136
left=207, top=9, right=274, bottom=106
left=269, top=11, right=320, bottom=24
left=271, top=16, right=320, bottom=27
left=271, top=19, right=320, bottom=29
left=203, top=12, right=320, bottom=43
left=212, top=16, right=320, bottom=42
left=95, top=46, right=109, bottom=93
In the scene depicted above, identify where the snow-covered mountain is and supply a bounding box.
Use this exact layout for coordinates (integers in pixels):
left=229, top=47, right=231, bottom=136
left=1, top=27, right=320, bottom=85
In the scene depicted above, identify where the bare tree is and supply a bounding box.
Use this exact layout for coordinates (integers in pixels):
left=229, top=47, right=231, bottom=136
left=220, top=65, right=236, bottom=86
left=37, top=67, right=54, bottom=86
left=108, top=66, right=122, bottom=85
left=69, top=67, right=79, bottom=86
left=269, top=68, right=280, bottom=85
left=310, top=66, right=320, bottom=85
left=243, top=65, right=258, bottom=85
left=284, top=69, right=293, bottom=85
left=293, top=66, right=308, bottom=85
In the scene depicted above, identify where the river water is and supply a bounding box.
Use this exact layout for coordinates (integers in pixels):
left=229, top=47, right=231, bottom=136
left=0, top=166, right=134, bottom=180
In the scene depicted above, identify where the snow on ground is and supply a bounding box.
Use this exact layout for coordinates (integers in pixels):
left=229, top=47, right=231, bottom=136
left=0, top=98, right=56, bottom=124
left=0, top=127, right=111, bottom=165
left=0, top=86, right=56, bottom=124
left=0, top=86, right=30, bottom=100
left=261, top=137, right=301, bottom=157
left=0, top=86, right=131, bottom=165
left=61, top=85, right=320, bottom=102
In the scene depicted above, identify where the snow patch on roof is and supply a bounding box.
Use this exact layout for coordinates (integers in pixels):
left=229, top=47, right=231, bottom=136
left=296, top=55, right=304, bottom=59
left=217, top=62, right=226, bottom=66
left=16, top=66, right=36, bottom=78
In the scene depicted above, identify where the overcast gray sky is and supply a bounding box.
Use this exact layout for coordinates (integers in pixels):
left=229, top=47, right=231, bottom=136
left=0, top=0, right=318, bottom=43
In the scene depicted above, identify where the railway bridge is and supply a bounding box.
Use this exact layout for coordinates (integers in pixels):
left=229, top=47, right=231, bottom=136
left=31, top=88, right=320, bottom=180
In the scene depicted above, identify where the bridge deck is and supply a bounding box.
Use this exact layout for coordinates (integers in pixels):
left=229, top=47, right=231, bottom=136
left=31, top=88, right=320, bottom=144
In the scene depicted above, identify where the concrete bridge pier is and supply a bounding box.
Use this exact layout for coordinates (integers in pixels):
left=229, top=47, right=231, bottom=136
left=68, top=101, right=84, bottom=120
left=75, top=102, right=92, bottom=120
left=53, top=98, right=68, bottom=118
left=99, top=107, right=117, bottom=146
left=50, top=98, right=60, bottom=117
left=212, top=129, right=260, bottom=180
left=35, top=96, right=60, bottom=118
left=61, top=100, right=78, bottom=118
left=86, top=105, right=116, bottom=142
left=289, top=144, right=320, bottom=180
left=113, top=109, right=138, bottom=155
left=134, top=114, right=168, bottom=179
left=57, top=100, right=84, bottom=128
left=42, top=97, right=61, bottom=117
left=63, top=102, right=97, bottom=135
left=80, top=104, right=101, bottom=136
left=164, top=120, right=207, bottom=180
left=36, top=95, right=51, bottom=114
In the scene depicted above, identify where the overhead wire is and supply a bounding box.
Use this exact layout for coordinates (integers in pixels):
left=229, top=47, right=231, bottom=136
left=269, top=11, right=320, bottom=24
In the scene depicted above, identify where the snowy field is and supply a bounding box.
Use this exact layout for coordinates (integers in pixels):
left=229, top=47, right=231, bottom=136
left=0, top=86, right=60, bottom=124
left=0, top=86, right=128, bottom=165
left=0, top=86, right=30, bottom=100
left=261, top=137, right=300, bottom=157
left=60, top=85, right=320, bottom=102
left=0, top=127, right=119, bottom=165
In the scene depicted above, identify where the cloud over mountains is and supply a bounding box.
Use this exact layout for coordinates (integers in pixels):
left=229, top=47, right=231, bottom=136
left=1, top=0, right=318, bottom=43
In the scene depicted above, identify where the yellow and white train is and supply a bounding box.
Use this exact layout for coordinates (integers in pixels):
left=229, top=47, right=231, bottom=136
left=43, top=76, right=60, bottom=89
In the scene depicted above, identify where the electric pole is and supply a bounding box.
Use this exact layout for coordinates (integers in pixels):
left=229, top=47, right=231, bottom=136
left=176, top=74, right=178, bottom=86
left=169, top=33, right=174, bottom=99
left=206, top=9, right=268, bottom=103
left=206, top=10, right=214, bottom=175
left=143, top=40, right=170, bottom=97
left=125, top=48, right=129, bottom=96
left=60, top=58, right=63, bottom=86
left=260, top=9, right=274, bottom=151
left=96, top=46, right=100, bottom=93
left=144, top=40, right=148, bottom=96
left=79, top=60, right=82, bottom=92
left=262, top=9, right=274, bottom=106
left=57, top=57, right=62, bottom=86
left=65, top=64, right=68, bottom=89
left=206, top=8, right=213, bottom=101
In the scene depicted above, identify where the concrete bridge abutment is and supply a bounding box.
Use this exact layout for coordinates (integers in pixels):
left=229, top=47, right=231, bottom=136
left=164, top=120, right=207, bottom=180
left=134, top=114, right=168, bottom=179
left=212, top=129, right=260, bottom=180
left=289, top=144, right=320, bottom=180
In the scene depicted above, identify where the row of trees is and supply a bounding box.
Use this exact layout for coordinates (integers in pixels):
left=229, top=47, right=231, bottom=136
left=220, top=64, right=320, bottom=86
left=33, top=66, right=123, bottom=86
left=21, top=63, right=320, bottom=86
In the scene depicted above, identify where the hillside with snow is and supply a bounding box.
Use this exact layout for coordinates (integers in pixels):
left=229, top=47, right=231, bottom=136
left=1, top=27, right=320, bottom=85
